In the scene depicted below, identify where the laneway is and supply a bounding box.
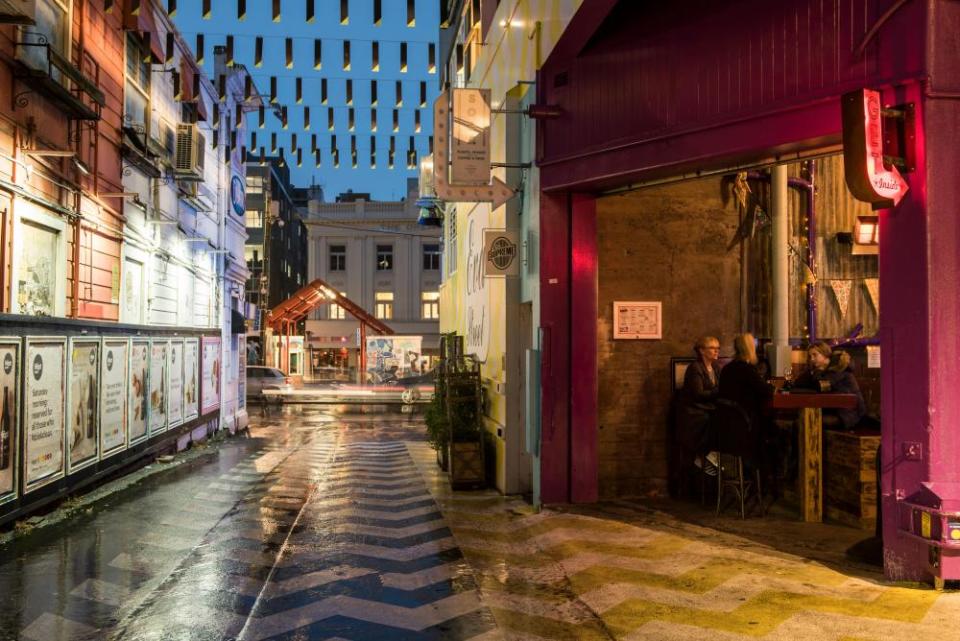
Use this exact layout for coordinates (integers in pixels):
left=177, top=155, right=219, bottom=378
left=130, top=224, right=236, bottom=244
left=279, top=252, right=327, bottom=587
left=3, top=407, right=960, bottom=641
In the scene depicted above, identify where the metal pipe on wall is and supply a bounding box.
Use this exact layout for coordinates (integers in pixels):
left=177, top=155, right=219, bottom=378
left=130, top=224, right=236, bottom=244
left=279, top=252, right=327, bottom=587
left=769, top=164, right=791, bottom=376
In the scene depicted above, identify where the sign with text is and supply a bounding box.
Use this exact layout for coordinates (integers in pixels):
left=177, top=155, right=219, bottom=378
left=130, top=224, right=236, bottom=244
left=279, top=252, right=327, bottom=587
left=100, top=339, right=128, bottom=457
left=841, top=88, right=910, bottom=207
left=129, top=340, right=149, bottom=444
left=24, top=338, right=65, bottom=491
left=150, top=341, right=168, bottom=434
left=168, top=340, right=184, bottom=428
left=183, top=339, right=199, bottom=421
left=237, top=336, right=246, bottom=411
left=451, top=88, right=491, bottom=185
left=0, top=342, right=19, bottom=504
left=67, top=339, right=99, bottom=473
left=466, top=215, right=490, bottom=361
left=482, top=229, right=520, bottom=277
left=201, top=336, right=221, bottom=415
left=613, top=301, right=663, bottom=340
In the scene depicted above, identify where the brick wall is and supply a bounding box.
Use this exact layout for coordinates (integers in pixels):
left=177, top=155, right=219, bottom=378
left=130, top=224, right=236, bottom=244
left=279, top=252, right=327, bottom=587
left=596, top=177, right=741, bottom=498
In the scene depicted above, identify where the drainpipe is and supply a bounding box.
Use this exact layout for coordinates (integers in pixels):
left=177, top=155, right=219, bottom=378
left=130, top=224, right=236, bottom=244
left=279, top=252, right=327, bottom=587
left=769, top=164, right=791, bottom=376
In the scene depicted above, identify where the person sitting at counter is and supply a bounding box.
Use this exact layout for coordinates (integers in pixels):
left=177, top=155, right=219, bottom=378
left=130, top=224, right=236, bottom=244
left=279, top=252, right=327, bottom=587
left=793, top=341, right=867, bottom=429
left=679, top=336, right=723, bottom=475
left=718, top=333, right=774, bottom=432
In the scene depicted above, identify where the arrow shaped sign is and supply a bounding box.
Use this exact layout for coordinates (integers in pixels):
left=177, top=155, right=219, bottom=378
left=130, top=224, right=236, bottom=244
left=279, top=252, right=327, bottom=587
left=842, top=88, right=910, bottom=207
left=433, top=91, right=516, bottom=210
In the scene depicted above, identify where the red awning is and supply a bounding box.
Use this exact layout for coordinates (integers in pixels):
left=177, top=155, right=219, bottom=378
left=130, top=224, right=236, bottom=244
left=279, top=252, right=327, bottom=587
left=124, top=0, right=164, bottom=63
left=269, top=278, right=394, bottom=335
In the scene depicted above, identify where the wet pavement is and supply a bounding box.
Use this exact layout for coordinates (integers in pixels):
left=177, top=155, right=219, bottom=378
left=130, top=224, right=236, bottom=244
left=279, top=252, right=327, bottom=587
left=3, top=405, right=960, bottom=641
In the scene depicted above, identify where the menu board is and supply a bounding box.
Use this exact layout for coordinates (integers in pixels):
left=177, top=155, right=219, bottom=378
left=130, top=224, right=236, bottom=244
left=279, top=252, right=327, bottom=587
left=100, top=339, right=128, bottom=457
left=149, top=341, right=168, bottom=434
left=613, top=301, right=663, bottom=340
left=183, top=339, right=199, bottom=421
left=201, top=336, right=221, bottom=415
left=128, top=340, right=149, bottom=444
left=67, top=339, right=100, bottom=472
left=0, top=342, right=20, bottom=504
left=24, top=338, right=65, bottom=491
left=168, top=340, right=183, bottom=428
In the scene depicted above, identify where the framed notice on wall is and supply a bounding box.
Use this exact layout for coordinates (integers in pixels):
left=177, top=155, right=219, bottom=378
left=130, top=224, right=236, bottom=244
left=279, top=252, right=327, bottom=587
left=100, top=338, right=128, bottom=459
left=201, top=336, right=221, bottom=415
left=149, top=340, right=168, bottom=434
left=24, top=337, right=66, bottom=492
left=128, top=340, right=150, bottom=445
left=168, top=340, right=184, bottom=428
left=183, top=338, right=199, bottom=422
left=613, top=301, right=662, bottom=340
left=66, top=338, right=100, bottom=474
left=0, top=341, right=20, bottom=506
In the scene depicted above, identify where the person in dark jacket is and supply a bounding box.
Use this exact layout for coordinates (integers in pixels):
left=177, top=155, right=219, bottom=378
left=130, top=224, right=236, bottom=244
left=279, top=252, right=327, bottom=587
left=718, top=333, right=773, bottom=429
left=794, top=341, right=866, bottom=429
left=678, top=336, right=722, bottom=468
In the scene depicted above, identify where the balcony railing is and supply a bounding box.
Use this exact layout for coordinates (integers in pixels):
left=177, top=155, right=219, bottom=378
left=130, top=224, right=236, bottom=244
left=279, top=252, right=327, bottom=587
left=14, top=37, right=105, bottom=121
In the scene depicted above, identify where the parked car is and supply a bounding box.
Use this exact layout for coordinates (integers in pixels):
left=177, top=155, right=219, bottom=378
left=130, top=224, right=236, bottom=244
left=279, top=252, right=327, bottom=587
left=246, top=366, right=295, bottom=397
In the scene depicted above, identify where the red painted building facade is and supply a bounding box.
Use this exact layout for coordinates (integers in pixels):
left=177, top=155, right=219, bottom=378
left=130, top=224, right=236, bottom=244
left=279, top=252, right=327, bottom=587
left=536, top=0, right=960, bottom=583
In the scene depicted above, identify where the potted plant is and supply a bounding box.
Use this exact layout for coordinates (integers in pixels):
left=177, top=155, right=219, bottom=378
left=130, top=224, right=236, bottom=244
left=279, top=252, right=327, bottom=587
left=425, top=393, right=450, bottom=471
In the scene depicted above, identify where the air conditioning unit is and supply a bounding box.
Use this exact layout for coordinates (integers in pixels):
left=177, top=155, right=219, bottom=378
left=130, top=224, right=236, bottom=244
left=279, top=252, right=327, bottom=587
left=0, top=0, right=36, bottom=25
left=175, top=123, right=205, bottom=178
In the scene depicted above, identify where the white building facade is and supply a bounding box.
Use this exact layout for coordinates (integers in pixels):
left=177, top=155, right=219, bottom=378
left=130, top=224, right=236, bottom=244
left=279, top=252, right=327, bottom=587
left=302, top=179, right=441, bottom=378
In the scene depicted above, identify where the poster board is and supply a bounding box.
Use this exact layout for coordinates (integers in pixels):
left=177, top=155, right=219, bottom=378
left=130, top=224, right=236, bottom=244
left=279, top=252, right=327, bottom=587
left=100, top=338, right=128, bottom=458
left=237, top=336, right=246, bottom=411
left=201, top=336, right=221, bottom=415
left=24, top=337, right=66, bottom=492
left=66, top=338, right=100, bottom=473
left=0, top=341, right=20, bottom=505
left=128, top=339, right=150, bottom=445
left=613, top=301, right=662, bottom=340
left=183, top=338, right=199, bottom=421
left=365, top=336, right=423, bottom=383
left=167, top=339, right=184, bottom=428
left=149, top=340, right=168, bottom=434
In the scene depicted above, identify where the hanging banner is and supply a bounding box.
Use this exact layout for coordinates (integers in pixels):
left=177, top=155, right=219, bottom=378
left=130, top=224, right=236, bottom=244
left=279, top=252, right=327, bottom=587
left=201, top=336, right=221, bottom=415
left=830, top=280, right=853, bottom=319
left=129, top=340, right=150, bottom=444
left=864, top=278, right=879, bottom=312
left=482, top=229, right=520, bottom=277
left=150, top=340, right=168, bottom=434
left=237, top=336, right=247, bottom=410
left=100, top=339, right=128, bottom=458
left=365, top=336, right=423, bottom=383
left=24, top=337, right=65, bottom=492
left=183, top=338, right=199, bottom=421
left=451, top=88, right=491, bottom=185
left=168, top=340, right=184, bottom=428
left=0, top=342, right=20, bottom=505
left=67, top=339, right=100, bottom=473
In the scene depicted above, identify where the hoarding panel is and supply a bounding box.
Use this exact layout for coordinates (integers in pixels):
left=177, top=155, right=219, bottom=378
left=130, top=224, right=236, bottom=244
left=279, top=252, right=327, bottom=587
left=128, top=340, right=150, bottom=445
left=100, top=338, right=128, bottom=458
left=0, top=341, right=20, bottom=505
left=24, top=337, right=66, bottom=492
left=66, top=338, right=100, bottom=473
left=149, top=340, right=168, bottom=434
left=168, top=340, right=184, bottom=428
left=183, top=338, right=199, bottom=421
left=201, top=336, right=221, bottom=415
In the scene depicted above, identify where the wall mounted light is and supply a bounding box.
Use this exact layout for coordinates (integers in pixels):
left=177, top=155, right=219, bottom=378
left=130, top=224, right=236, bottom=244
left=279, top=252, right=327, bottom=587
left=853, top=215, right=879, bottom=255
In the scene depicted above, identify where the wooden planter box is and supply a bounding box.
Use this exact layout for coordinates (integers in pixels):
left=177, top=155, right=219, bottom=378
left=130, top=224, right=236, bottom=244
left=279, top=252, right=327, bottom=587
left=824, top=430, right=881, bottom=530
left=436, top=444, right=449, bottom=472
left=449, top=438, right=485, bottom=489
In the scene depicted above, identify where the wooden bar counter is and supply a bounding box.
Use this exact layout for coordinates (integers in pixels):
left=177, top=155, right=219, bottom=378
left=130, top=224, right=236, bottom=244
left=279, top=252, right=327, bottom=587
left=770, top=392, right=859, bottom=523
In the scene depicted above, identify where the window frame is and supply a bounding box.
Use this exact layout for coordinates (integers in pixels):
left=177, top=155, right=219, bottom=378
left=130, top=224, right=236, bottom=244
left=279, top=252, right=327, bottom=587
left=422, top=243, right=441, bottom=271
left=375, top=291, right=394, bottom=320
left=11, top=205, right=68, bottom=318
left=421, top=291, right=439, bottom=320
left=329, top=244, right=346, bottom=272
left=376, top=243, right=393, bottom=271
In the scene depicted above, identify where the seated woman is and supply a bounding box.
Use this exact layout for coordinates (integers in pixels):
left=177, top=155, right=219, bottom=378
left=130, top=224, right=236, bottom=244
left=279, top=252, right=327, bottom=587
left=718, top=333, right=773, bottom=433
left=678, top=336, right=723, bottom=472
left=794, top=341, right=867, bottom=429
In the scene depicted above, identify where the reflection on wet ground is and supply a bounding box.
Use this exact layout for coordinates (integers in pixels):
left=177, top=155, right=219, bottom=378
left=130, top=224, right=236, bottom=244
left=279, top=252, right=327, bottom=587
left=4, top=406, right=960, bottom=641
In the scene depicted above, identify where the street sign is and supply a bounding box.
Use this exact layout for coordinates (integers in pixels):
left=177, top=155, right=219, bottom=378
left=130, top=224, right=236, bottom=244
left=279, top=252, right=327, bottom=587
left=482, top=229, right=519, bottom=277
left=433, top=91, right=515, bottom=210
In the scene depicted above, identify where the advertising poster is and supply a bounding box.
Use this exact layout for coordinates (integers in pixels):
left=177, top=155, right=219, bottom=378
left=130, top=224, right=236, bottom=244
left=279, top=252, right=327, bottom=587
left=24, top=338, right=65, bottom=491
left=201, top=336, right=221, bottom=415
left=183, top=339, right=199, bottom=421
left=66, top=339, right=100, bottom=472
left=0, top=342, right=20, bottom=504
left=129, top=340, right=149, bottom=444
left=168, top=340, right=183, bottom=428
left=237, top=336, right=246, bottom=410
left=150, top=341, right=168, bottom=434
left=365, top=336, right=423, bottom=383
left=100, top=339, right=128, bottom=458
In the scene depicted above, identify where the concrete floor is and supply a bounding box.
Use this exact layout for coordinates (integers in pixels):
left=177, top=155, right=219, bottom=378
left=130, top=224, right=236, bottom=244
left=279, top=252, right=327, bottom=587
left=0, top=406, right=958, bottom=640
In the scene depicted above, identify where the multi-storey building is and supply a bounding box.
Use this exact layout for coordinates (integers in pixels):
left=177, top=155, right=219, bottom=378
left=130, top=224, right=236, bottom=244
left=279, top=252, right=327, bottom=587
left=301, top=177, right=441, bottom=378
left=242, top=157, right=308, bottom=365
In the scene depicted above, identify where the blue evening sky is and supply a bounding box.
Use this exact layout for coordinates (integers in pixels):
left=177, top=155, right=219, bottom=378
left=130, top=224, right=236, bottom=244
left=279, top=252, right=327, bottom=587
left=173, top=0, right=439, bottom=201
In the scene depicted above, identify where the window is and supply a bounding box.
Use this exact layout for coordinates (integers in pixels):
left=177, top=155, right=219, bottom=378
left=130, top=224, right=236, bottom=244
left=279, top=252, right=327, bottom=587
left=421, top=291, right=439, bottom=319
left=20, top=0, right=69, bottom=77
left=329, top=244, right=346, bottom=271
left=14, top=215, right=66, bottom=317
left=422, top=243, right=440, bottom=270
left=122, top=257, right=144, bottom=324
left=329, top=303, right=345, bottom=320
left=245, top=175, right=264, bottom=194
left=376, top=244, right=393, bottom=271
left=245, top=209, right=263, bottom=228
left=124, top=33, right=151, bottom=134
left=447, top=214, right=457, bottom=274
left=375, top=292, right=393, bottom=319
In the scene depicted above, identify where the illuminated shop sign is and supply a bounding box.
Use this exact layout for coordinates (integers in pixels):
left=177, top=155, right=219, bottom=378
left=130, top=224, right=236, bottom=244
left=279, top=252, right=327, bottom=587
left=841, top=88, right=910, bottom=207
left=230, top=175, right=245, bottom=216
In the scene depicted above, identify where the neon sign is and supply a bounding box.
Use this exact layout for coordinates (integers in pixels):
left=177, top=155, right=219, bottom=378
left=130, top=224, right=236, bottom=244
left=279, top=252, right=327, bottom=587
left=842, top=88, right=909, bottom=207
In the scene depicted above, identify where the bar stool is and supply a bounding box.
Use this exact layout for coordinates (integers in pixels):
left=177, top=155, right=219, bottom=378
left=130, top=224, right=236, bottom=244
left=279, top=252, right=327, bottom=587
left=713, top=398, right=764, bottom=518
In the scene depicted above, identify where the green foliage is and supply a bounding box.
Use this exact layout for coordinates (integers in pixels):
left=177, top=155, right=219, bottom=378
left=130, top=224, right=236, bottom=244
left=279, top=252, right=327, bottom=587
left=424, top=392, right=449, bottom=452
